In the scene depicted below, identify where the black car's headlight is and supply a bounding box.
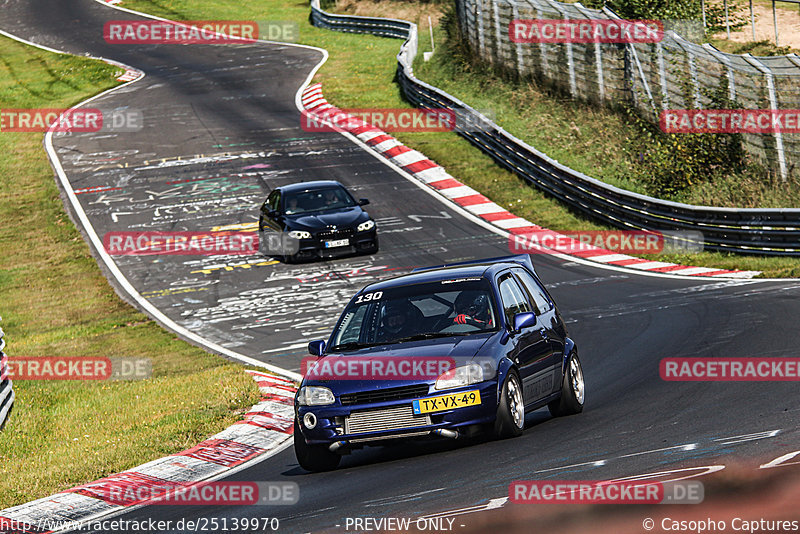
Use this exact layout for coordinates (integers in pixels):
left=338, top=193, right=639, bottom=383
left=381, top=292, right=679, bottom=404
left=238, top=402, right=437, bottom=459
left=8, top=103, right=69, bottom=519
left=434, top=363, right=485, bottom=390
left=288, top=230, right=312, bottom=239
left=296, top=386, right=335, bottom=406
left=356, top=220, right=375, bottom=232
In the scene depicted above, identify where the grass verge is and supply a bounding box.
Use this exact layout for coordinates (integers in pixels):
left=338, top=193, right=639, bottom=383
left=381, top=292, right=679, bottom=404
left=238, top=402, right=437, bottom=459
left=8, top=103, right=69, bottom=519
left=0, top=35, right=261, bottom=508
left=115, top=0, right=800, bottom=278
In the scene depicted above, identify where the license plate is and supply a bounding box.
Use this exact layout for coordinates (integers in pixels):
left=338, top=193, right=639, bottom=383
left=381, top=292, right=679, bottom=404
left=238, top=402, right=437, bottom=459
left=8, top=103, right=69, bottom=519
left=412, top=390, right=481, bottom=414
left=324, top=239, right=349, bottom=248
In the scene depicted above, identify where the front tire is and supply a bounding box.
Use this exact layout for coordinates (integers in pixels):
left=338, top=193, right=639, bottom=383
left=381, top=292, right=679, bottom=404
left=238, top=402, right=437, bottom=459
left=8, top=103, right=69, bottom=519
left=548, top=351, right=585, bottom=417
left=293, top=421, right=341, bottom=472
left=492, top=370, right=525, bottom=439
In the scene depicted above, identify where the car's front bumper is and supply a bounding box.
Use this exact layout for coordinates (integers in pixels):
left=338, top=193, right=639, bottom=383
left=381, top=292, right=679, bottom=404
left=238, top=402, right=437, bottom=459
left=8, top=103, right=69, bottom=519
left=294, top=229, right=378, bottom=260
left=296, top=380, right=498, bottom=446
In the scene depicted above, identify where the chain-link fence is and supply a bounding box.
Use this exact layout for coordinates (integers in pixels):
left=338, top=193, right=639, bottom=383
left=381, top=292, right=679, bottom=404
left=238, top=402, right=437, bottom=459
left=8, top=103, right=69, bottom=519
left=456, top=0, right=800, bottom=179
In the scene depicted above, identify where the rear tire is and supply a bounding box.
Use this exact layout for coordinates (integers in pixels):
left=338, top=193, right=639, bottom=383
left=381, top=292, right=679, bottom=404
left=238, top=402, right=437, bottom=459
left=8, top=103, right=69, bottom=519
left=492, top=370, right=525, bottom=439
left=293, top=421, right=341, bottom=472
left=548, top=351, right=585, bottom=417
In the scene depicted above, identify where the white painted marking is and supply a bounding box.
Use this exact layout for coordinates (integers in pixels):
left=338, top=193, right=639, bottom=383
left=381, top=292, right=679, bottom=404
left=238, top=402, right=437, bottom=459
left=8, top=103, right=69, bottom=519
left=438, top=185, right=479, bottom=199
left=261, top=342, right=309, bottom=354
left=713, top=429, right=780, bottom=445
left=669, top=266, right=727, bottom=275
left=492, top=217, right=534, bottom=229
left=413, top=167, right=451, bottom=184
left=390, top=150, right=429, bottom=167
left=625, top=261, right=678, bottom=270
left=418, top=497, right=508, bottom=520
left=607, top=465, right=726, bottom=483
left=760, top=451, right=800, bottom=469
left=464, top=202, right=506, bottom=215
left=585, top=254, right=632, bottom=263
left=371, top=138, right=404, bottom=153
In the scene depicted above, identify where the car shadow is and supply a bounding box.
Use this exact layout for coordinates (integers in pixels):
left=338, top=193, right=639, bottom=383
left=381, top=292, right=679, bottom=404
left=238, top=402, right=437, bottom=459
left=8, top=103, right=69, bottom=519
left=282, top=408, right=555, bottom=476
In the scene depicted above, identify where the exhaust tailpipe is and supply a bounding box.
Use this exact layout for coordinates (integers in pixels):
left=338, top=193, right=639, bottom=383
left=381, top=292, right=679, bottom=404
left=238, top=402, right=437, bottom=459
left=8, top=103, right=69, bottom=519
left=432, top=429, right=458, bottom=439
left=328, top=440, right=347, bottom=452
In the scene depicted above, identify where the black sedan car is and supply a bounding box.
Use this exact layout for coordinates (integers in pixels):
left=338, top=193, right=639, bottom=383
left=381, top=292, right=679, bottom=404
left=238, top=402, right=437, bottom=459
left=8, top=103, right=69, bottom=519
left=258, top=181, right=378, bottom=262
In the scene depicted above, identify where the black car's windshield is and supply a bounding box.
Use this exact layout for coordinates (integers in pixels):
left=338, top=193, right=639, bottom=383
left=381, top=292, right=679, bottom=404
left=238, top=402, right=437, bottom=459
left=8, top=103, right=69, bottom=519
left=328, top=278, right=499, bottom=351
left=283, top=186, right=357, bottom=215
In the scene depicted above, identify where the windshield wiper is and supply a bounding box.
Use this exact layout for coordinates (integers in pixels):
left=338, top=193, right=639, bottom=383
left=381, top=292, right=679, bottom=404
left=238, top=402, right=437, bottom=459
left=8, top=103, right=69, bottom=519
left=391, top=332, right=472, bottom=343
left=327, top=341, right=381, bottom=352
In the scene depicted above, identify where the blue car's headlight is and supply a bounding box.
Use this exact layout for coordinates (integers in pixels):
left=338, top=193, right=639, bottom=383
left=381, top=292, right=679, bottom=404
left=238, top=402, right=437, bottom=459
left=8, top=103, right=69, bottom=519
left=356, top=220, right=375, bottom=232
left=297, top=386, right=335, bottom=406
left=435, top=363, right=485, bottom=390
left=288, top=230, right=312, bottom=240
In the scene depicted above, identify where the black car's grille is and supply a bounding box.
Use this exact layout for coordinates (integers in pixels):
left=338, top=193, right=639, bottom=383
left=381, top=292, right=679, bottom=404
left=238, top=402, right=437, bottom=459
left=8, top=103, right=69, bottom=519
left=317, top=228, right=354, bottom=241
left=340, top=384, right=430, bottom=406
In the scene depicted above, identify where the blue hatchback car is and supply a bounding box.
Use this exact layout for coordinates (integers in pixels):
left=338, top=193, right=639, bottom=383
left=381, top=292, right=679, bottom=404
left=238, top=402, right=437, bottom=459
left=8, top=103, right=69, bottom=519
left=294, top=255, right=584, bottom=472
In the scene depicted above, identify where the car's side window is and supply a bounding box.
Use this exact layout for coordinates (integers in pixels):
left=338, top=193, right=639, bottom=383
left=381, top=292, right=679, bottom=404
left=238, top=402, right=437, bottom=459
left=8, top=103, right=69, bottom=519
left=267, top=190, right=280, bottom=212
left=512, top=268, right=552, bottom=315
left=333, top=304, right=370, bottom=345
left=498, top=274, right=532, bottom=326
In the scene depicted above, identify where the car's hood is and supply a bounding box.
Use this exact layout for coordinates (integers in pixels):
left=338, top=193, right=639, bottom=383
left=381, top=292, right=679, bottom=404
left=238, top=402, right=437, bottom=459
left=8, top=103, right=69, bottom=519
left=301, top=334, right=496, bottom=393
left=287, top=207, right=366, bottom=231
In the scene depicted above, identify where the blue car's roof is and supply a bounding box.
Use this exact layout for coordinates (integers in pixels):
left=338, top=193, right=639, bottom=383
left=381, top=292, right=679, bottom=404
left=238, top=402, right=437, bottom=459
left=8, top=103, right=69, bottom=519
left=361, top=255, right=536, bottom=293
left=277, top=180, right=343, bottom=193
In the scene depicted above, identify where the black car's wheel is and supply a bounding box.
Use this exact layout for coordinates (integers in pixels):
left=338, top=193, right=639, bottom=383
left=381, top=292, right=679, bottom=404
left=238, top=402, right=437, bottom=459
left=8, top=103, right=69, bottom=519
left=293, top=421, right=340, bottom=472
left=548, top=351, right=585, bottom=417
left=492, top=370, right=525, bottom=439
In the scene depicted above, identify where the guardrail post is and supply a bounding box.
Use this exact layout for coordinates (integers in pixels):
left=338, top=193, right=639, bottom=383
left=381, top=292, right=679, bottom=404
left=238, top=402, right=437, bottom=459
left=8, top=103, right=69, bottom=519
left=548, top=0, right=576, bottom=98
left=656, top=41, right=669, bottom=110
left=478, top=0, right=487, bottom=58
left=702, top=43, right=737, bottom=102
left=527, top=0, right=550, bottom=79
left=512, top=1, right=525, bottom=75
left=493, top=0, right=501, bottom=64
left=574, top=3, right=605, bottom=102
left=743, top=54, right=789, bottom=181
left=672, top=33, right=702, bottom=108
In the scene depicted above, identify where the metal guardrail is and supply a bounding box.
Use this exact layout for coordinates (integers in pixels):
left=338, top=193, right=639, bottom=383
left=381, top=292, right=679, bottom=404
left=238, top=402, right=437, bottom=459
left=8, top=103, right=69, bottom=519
left=0, top=318, right=14, bottom=430
left=309, top=0, right=800, bottom=255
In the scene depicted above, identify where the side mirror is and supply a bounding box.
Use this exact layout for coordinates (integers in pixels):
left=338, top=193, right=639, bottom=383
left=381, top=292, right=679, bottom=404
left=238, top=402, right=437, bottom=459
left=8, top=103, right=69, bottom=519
left=512, top=312, right=537, bottom=333
left=308, top=340, right=326, bottom=356
left=358, top=198, right=370, bottom=206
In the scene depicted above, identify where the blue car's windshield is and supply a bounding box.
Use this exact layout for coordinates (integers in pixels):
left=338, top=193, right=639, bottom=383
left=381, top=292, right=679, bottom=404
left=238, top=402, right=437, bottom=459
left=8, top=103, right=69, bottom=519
left=283, top=186, right=357, bottom=215
left=329, top=279, right=499, bottom=351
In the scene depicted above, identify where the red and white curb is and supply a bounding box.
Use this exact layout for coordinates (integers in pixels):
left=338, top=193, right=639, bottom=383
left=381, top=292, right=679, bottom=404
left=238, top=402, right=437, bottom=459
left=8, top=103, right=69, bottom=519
left=301, top=83, right=760, bottom=279
left=101, top=58, right=143, bottom=83
left=0, top=371, right=296, bottom=534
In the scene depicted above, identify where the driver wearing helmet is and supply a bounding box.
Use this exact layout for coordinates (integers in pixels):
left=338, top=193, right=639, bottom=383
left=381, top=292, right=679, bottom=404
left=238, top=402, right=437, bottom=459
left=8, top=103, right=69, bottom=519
left=452, top=291, right=493, bottom=328
left=378, top=300, right=419, bottom=340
